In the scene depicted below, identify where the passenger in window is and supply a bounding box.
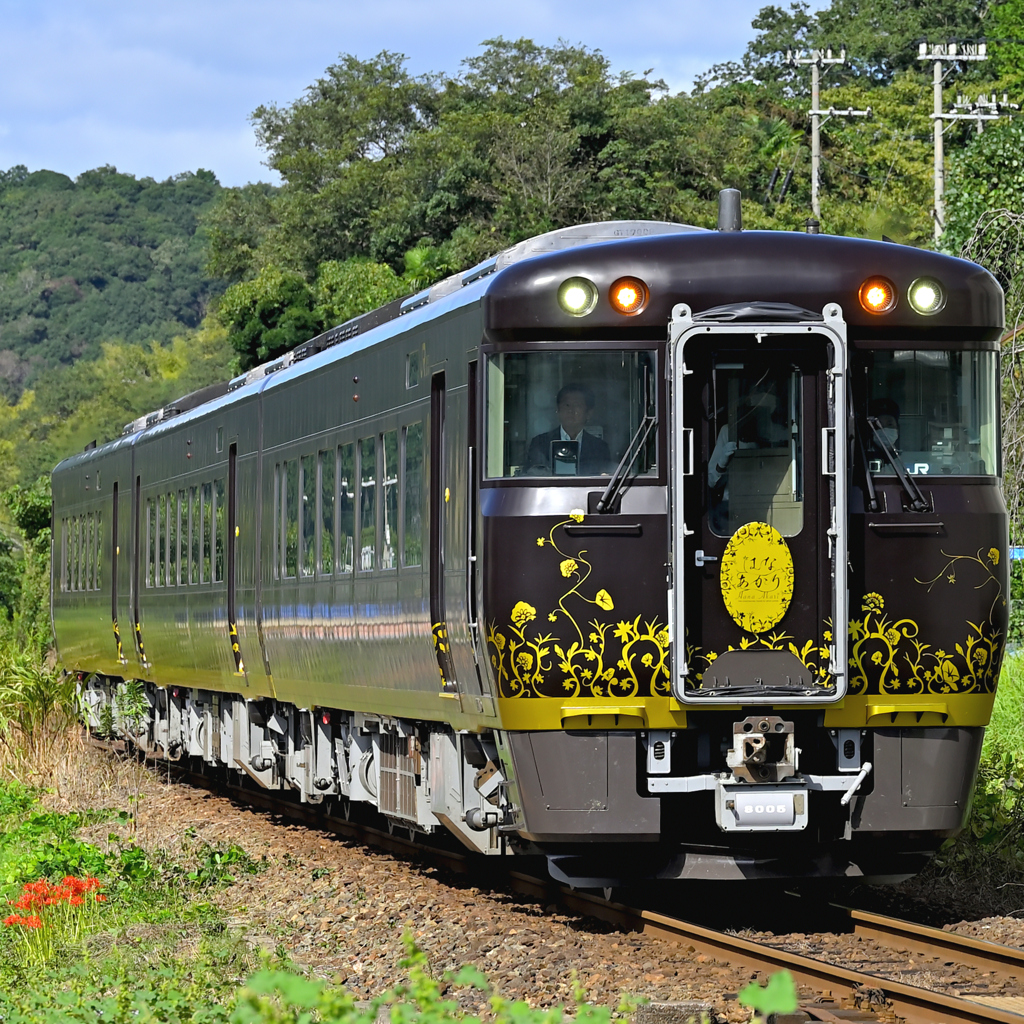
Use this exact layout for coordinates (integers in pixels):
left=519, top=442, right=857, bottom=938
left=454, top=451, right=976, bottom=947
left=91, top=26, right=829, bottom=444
left=708, top=380, right=790, bottom=490
left=525, top=384, right=612, bottom=476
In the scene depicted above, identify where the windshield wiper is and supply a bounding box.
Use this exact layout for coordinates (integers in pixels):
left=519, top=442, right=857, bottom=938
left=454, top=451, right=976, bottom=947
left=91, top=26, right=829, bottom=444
left=866, top=416, right=929, bottom=513
left=595, top=414, right=656, bottom=514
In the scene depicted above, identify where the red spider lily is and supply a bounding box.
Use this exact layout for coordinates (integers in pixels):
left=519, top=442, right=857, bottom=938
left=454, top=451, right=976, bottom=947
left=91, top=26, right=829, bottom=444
left=4, top=876, right=106, bottom=920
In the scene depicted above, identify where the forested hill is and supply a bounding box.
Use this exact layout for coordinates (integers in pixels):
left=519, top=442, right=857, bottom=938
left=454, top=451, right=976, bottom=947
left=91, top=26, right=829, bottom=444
left=0, top=165, right=226, bottom=399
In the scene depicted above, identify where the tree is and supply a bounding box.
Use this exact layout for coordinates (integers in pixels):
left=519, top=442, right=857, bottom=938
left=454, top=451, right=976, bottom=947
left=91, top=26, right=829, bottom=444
left=218, top=267, right=320, bottom=367
left=989, top=0, right=1024, bottom=93
left=699, top=0, right=987, bottom=91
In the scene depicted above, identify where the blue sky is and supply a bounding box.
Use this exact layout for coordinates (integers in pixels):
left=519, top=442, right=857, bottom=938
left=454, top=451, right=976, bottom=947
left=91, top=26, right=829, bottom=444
left=0, top=0, right=808, bottom=188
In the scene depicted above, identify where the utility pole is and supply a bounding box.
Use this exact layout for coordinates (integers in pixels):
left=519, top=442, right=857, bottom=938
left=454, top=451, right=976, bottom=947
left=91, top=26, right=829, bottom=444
left=786, top=48, right=871, bottom=218
left=917, top=41, right=989, bottom=240
left=951, top=91, right=1020, bottom=134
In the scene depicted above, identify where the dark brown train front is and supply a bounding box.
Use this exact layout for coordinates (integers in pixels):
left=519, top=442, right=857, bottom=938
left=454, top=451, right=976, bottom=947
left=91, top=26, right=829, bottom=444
left=480, top=217, right=1006, bottom=883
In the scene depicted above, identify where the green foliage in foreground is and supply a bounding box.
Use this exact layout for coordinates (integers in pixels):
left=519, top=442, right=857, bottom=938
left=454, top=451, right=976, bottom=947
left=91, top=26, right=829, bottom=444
left=932, top=654, right=1024, bottom=881
left=0, top=783, right=655, bottom=1024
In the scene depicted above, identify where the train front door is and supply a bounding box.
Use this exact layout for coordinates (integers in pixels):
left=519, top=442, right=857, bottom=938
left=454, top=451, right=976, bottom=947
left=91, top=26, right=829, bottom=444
left=669, top=302, right=849, bottom=703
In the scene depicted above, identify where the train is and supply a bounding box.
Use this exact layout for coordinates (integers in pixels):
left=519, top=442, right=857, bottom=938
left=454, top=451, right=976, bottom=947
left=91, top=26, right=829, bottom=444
left=52, top=190, right=1008, bottom=885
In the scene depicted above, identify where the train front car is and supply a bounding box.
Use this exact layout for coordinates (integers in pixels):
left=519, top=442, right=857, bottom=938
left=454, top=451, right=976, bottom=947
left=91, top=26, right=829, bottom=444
left=481, top=224, right=1006, bottom=884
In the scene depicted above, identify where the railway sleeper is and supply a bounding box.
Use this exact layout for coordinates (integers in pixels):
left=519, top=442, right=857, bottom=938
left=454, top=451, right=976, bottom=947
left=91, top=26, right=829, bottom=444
left=81, top=675, right=509, bottom=856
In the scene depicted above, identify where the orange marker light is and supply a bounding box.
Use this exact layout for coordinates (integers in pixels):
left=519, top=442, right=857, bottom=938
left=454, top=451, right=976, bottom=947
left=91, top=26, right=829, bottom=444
left=609, top=276, right=649, bottom=315
left=859, top=276, right=897, bottom=314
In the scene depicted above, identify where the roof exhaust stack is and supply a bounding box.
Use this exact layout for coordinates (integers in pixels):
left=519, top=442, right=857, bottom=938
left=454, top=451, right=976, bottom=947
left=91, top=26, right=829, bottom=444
left=717, top=189, right=742, bottom=232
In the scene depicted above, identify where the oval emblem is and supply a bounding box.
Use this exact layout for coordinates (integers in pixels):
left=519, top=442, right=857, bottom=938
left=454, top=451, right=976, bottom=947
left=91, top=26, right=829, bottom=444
left=719, top=521, right=794, bottom=634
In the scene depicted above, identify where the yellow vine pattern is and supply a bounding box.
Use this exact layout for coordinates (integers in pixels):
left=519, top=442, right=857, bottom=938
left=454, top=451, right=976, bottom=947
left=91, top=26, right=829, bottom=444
left=486, top=511, right=670, bottom=699
left=847, top=546, right=1005, bottom=695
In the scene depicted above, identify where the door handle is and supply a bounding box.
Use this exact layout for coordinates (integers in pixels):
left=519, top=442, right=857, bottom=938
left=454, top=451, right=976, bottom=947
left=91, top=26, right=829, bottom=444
left=695, top=549, right=718, bottom=566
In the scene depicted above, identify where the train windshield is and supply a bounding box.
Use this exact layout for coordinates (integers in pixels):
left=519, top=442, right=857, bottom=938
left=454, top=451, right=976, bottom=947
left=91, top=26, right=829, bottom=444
left=859, top=349, right=998, bottom=477
left=485, top=349, right=657, bottom=479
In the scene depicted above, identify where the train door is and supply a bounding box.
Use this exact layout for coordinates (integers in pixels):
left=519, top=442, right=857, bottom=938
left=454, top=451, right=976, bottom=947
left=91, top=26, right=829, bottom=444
left=111, top=481, right=129, bottom=665
left=669, top=302, right=848, bottom=703
left=430, top=372, right=457, bottom=691
left=430, top=368, right=489, bottom=711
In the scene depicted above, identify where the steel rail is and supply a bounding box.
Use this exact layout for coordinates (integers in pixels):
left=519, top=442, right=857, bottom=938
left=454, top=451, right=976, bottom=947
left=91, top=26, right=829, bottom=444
left=124, top=749, right=1024, bottom=1024
left=841, top=904, right=1024, bottom=982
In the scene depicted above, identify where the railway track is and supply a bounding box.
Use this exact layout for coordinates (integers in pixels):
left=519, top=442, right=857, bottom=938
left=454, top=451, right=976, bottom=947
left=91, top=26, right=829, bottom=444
left=138, top=752, right=1024, bottom=1023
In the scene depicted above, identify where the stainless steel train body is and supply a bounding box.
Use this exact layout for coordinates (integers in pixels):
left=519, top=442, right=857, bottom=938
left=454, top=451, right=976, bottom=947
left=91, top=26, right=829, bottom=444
left=53, top=212, right=1007, bottom=883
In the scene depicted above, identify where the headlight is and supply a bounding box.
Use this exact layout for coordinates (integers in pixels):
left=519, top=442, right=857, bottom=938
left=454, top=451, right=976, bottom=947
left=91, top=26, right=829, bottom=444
left=558, top=277, right=598, bottom=317
left=908, top=277, right=945, bottom=315
left=609, top=276, right=649, bottom=315
left=858, top=276, right=897, bottom=314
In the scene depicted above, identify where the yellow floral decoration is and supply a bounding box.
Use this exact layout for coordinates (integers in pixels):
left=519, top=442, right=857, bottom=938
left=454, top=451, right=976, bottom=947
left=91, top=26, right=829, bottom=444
left=487, top=513, right=670, bottom=699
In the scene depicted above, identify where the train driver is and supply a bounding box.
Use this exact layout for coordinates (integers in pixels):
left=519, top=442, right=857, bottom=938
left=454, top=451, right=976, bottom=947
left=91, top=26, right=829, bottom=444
left=525, top=383, right=612, bottom=476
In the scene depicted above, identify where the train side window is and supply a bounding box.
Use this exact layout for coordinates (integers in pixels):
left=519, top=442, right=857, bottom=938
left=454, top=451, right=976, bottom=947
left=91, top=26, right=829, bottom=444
left=201, top=482, right=213, bottom=583
left=319, top=449, right=335, bottom=575
left=68, top=518, right=74, bottom=592
left=338, top=444, right=355, bottom=574
left=284, top=461, right=298, bottom=578
left=82, top=514, right=91, bottom=591
left=88, top=513, right=96, bottom=590
left=272, top=464, right=281, bottom=580
left=95, top=511, right=102, bottom=590
left=146, top=500, right=155, bottom=587
left=189, top=486, right=200, bottom=585
left=165, top=493, right=175, bottom=587
left=76, top=517, right=83, bottom=592
left=300, top=455, right=316, bottom=577
left=214, top=478, right=226, bottom=583
left=359, top=437, right=377, bottom=572
left=59, top=519, right=66, bottom=592
left=403, top=422, right=423, bottom=567
left=177, top=490, right=187, bottom=585
left=407, top=352, right=420, bottom=388
left=158, top=495, right=167, bottom=587
left=381, top=430, right=398, bottom=570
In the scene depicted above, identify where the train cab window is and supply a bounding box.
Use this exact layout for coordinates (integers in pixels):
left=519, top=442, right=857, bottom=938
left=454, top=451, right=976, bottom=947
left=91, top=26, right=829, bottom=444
left=95, top=511, right=102, bottom=590
left=359, top=437, right=377, bottom=571
left=338, top=444, right=355, bottom=573
left=406, top=352, right=420, bottom=388
left=708, top=361, right=803, bottom=538
left=485, top=349, right=657, bottom=479
left=403, top=423, right=423, bottom=567
left=319, top=449, right=335, bottom=575
left=859, top=349, right=998, bottom=476
left=300, top=456, right=316, bottom=577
